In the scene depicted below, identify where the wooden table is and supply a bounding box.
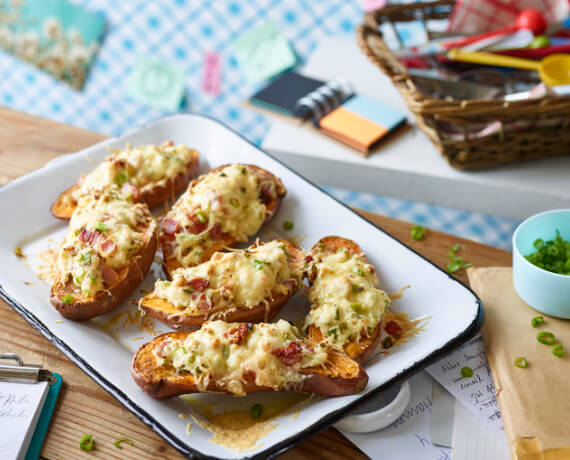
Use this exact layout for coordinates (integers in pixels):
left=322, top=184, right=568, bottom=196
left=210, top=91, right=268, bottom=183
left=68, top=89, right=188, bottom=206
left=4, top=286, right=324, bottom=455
left=0, top=107, right=511, bottom=459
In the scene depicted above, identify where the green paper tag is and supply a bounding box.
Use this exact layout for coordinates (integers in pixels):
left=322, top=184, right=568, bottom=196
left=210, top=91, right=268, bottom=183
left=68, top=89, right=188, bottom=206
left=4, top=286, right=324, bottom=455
left=126, top=57, right=185, bottom=111
left=233, top=22, right=297, bottom=84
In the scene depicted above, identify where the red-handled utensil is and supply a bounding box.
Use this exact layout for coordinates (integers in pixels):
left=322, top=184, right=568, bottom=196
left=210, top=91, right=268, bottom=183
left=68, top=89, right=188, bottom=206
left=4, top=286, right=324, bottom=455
left=442, top=9, right=547, bottom=50
left=493, top=45, right=570, bottom=60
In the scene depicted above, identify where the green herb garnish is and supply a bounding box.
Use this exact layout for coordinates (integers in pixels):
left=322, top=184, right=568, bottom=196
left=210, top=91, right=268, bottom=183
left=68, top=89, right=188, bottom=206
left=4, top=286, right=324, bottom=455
left=253, top=259, right=265, bottom=271
left=229, top=198, right=240, bottom=208
left=327, top=326, right=339, bottom=339
left=113, top=437, right=133, bottom=449
left=80, top=434, right=95, bottom=451
left=283, top=221, right=294, bottom=231
left=460, top=366, right=473, bottom=378
left=350, top=303, right=365, bottom=314
left=222, top=344, right=230, bottom=359
left=537, top=331, right=556, bottom=345
left=249, top=403, right=263, bottom=419
left=514, top=357, right=528, bottom=368
left=79, top=252, right=92, bottom=265
left=446, top=244, right=472, bottom=273
left=552, top=344, right=565, bottom=357
left=116, top=172, right=129, bottom=186
left=382, top=337, right=393, bottom=349
left=95, top=222, right=107, bottom=232
left=61, top=294, right=74, bottom=305
left=410, top=225, right=426, bottom=241
left=195, top=210, right=208, bottom=224
left=353, top=267, right=365, bottom=276
left=531, top=316, right=545, bottom=328
left=524, top=230, right=570, bottom=275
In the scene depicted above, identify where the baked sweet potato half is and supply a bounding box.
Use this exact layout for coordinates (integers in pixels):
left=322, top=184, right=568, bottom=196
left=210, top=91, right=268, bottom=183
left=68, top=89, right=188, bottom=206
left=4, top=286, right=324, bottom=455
left=51, top=141, right=199, bottom=220
left=140, top=239, right=304, bottom=329
left=304, top=236, right=391, bottom=363
left=131, top=320, right=368, bottom=399
left=159, top=163, right=286, bottom=278
left=50, top=189, right=157, bottom=320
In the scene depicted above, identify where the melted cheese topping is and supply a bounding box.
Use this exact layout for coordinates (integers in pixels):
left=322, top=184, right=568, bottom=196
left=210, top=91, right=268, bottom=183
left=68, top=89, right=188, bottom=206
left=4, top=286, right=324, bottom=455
left=72, top=141, right=194, bottom=201
left=155, top=320, right=327, bottom=396
left=303, top=248, right=390, bottom=349
left=57, top=189, right=155, bottom=297
left=168, top=164, right=271, bottom=266
left=154, top=240, right=302, bottom=316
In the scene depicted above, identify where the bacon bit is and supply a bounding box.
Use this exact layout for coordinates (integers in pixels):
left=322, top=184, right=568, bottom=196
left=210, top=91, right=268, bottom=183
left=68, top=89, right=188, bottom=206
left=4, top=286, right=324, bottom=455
left=272, top=342, right=303, bottom=366
left=225, top=324, right=248, bottom=345
left=385, top=320, right=402, bottom=337
left=187, top=278, right=209, bottom=292
left=283, top=279, right=297, bottom=292
left=101, top=239, right=116, bottom=255
left=121, top=182, right=141, bottom=201
left=79, top=228, right=102, bottom=245
left=196, top=294, right=211, bottom=312
left=160, top=218, right=180, bottom=236
left=260, top=185, right=275, bottom=204
left=101, top=264, right=120, bottom=287
left=305, top=255, right=313, bottom=263
left=185, top=215, right=207, bottom=234
left=209, top=223, right=222, bottom=240
left=112, top=159, right=127, bottom=168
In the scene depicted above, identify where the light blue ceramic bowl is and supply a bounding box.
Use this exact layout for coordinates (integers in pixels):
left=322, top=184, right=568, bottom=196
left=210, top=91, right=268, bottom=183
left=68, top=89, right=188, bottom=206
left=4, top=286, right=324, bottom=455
left=513, top=209, right=570, bottom=319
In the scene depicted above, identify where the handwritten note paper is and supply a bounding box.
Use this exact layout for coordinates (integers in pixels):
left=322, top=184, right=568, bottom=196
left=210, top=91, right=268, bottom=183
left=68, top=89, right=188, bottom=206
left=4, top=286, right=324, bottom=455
left=341, top=371, right=451, bottom=460
left=426, top=334, right=505, bottom=439
left=203, top=52, right=222, bottom=95
left=0, top=381, right=48, bottom=460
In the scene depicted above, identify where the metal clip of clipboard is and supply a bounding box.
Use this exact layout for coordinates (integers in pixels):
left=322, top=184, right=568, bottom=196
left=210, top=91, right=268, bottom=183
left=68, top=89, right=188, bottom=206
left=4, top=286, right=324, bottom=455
left=0, top=353, right=55, bottom=384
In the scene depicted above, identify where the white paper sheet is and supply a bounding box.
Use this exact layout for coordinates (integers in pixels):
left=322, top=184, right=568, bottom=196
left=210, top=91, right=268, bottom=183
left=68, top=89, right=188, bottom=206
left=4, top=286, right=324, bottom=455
left=0, top=380, right=48, bottom=460
left=451, top=398, right=509, bottom=460
left=341, top=371, right=451, bottom=460
left=425, top=334, right=505, bottom=439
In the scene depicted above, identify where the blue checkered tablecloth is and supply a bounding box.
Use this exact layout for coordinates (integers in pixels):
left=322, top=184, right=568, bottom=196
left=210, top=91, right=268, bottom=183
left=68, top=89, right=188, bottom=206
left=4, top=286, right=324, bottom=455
left=0, top=0, right=520, bottom=248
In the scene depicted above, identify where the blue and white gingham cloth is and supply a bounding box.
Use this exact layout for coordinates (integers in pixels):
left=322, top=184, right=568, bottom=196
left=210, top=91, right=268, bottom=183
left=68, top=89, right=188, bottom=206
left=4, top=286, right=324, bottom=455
left=0, top=0, right=520, bottom=249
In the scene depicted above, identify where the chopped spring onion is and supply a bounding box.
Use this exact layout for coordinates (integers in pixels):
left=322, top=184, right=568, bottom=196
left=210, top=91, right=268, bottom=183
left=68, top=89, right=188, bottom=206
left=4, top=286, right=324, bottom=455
left=222, top=345, right=229, bottom=359
left=350, top=303, right=365, bottom=314
left=253, top=259, right=265, bottom=271
left=531, top=316, right=545, bottom=328
left=537, top=331, right=556, bottom=345
left=80, top=434, right=95, bottom=451
left=446, top=244, right=472, bottom=273
left=195, top=210, right=208, bottom=224
left=524, top=230, right=570, bottom=275
left=113, top=437, right=133, bottom=449
left=61, top=294, right=74, bottom=305
left=95, top=221, right=107, bottom=232
left=382, top=337, right=393, bottom=349
left=460, top=366, right=473, bottom=378
left=552, top=344, right=566, bottom=358
left=514, top=357, right=528, bottom=368
left=249, top=403, right=263, bottom=419
left=229, top=198, right=240, bottom=208
left=410, top=225, right=426, bottom=241
left=283, top=221, right=294, bottom=231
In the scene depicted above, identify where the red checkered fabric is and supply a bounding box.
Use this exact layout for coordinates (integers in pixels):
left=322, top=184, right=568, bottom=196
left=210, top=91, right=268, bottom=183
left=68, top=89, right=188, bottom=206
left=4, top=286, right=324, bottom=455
left=448, top=0, right=570, bottom=34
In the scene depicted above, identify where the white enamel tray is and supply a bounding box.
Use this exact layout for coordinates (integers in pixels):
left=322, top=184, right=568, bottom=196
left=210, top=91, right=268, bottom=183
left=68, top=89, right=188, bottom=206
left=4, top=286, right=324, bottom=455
left=0, top=114, right=482, bottom=459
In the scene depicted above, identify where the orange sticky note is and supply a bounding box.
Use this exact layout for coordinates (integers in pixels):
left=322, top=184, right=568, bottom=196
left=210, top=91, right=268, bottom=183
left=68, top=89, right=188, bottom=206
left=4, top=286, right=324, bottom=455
left=319, top=106, right=388, bottom=152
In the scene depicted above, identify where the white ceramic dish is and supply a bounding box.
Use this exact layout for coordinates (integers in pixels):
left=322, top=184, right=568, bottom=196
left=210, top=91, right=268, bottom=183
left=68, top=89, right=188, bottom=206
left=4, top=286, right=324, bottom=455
left=0, top=114, right=482, bottom=459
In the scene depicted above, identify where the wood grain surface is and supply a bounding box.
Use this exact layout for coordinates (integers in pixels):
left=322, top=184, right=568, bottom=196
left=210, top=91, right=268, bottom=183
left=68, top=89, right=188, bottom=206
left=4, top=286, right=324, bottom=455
left=0, top=106, right=511, bottom=459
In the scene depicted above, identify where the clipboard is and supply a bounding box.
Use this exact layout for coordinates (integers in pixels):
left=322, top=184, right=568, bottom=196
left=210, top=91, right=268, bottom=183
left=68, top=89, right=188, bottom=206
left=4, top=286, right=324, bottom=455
left=0, top=353, right=62, bottom=460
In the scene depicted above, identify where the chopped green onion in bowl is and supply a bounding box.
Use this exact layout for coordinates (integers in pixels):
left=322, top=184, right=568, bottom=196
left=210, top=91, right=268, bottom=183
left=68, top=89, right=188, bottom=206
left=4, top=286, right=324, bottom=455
left=524, top=230, right=570, bottom=275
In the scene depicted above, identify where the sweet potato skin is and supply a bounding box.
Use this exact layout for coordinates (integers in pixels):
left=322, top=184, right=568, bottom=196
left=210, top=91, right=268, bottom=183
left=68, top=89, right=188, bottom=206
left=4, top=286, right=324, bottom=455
left=50, top=220, right=158, bottom=321
left=50, top=149, right=200, bottom=220
left=306, top=236, right=382, bottom=364
left=131, top=331, right=368, bottom=399
left=141, top=240, right=303, bottom=329
left=160, top=164, right=286, bottom=278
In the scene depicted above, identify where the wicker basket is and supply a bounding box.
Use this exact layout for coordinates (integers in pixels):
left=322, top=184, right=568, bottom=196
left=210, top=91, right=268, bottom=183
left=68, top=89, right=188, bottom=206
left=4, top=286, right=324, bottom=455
left=357, top=0, right=570, bottom=170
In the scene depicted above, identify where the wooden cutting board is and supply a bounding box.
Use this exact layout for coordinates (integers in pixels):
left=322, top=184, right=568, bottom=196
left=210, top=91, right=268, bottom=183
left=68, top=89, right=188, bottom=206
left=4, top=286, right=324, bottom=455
left=0, top=107, right=510, bottom=460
